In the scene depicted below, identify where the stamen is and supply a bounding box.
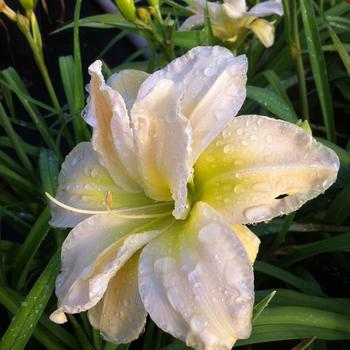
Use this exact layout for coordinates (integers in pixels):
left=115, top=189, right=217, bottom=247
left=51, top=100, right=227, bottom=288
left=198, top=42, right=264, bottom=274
left=105, top=191, right=113, bottom=210
left=45, top=192, right=172, bottom=219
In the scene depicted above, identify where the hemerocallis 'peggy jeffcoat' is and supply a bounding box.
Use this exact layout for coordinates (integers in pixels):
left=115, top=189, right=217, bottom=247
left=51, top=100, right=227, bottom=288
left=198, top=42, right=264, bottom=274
left=180, top=0, right=283, bottom=49
left=49, top=46, right=339, bottom=350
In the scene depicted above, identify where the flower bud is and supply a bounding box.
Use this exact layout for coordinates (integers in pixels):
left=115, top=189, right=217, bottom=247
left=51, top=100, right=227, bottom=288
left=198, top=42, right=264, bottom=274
left=115, top=0, right=137, bottom=23
left=148, top=6, right=157, bottom=16
left=148, top=0, right=159, bottom=6
left=19, top=0, right=37, bottom=11
left=137, top=7, right=151, bottom=22
left=16, top=13, right=30, bottom=33
left=0, top=0, right=17, bottom=22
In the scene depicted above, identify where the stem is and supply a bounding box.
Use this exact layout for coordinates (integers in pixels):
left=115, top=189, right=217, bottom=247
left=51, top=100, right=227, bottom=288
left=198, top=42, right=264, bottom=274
left=292, top=0, right=309, bottom=120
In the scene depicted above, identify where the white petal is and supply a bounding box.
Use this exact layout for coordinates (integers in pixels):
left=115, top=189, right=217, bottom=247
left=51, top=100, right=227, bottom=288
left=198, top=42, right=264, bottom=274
left=224, top=0, right=247, bottom=14
left=50, top=142, right=152, bottom=228
left=136, top=46, right=248, bottom=163
left=195, top=115, right=340, bottom=224
left=50, top=214, right=165, bottom=323
left=139, top=202, right=254, bottom=350
left=84, top=61, right=141, bottom=191
left=107, top=69, right=149, bottom=112
left=131, top=79, right=192, bottom=219
left=249, top=0, right=283, bottom=17
left=249, top=19, right=275, bottom=48
left=232, top=225, right=260, bottom=264
left=179, top=14, right=205, bottom=31
left=88, top=253, right=146, bottom=344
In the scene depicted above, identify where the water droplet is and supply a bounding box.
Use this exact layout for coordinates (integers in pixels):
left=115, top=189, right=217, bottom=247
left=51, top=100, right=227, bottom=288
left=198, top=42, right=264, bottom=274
left=190, top=314, right=208, bottom=333
left=250, top=134, right=258, bottom=141
left=204, top=67, right=216, bottom=77
left=241, top=140, right=249, bottom=146
left=265, top=135, right=273, bottom=143
left=222, top=128, right=233, bottom=139
left=198, top=222, right=227, bottom=243
left=90, top=168, right=98, bottom=178
left=215, top=109, right=227, bottom=121
left=234, top=184, right=245, bottom=194
left=154, top=257, right=177, bottom=274
left=224, top=144, right=234, bottom=154
left=188, top=264, right=206, bottom=283
left=236, top=128, right=244, bottom=136
left=244, top=205, right=272, bottom=222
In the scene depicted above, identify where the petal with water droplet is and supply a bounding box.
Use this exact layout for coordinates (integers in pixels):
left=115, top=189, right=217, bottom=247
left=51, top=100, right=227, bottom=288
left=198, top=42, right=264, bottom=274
left=88, top=253, right=147, bottom=344
left=195, top=115, right=339, bottom=224
left=248, top=0, right=284, bottom=17
left=50, top=214, right=165, bottom=323
left=85, top=61, right=142, bottom=191
left=139, top=202, right=254, bottom=350
left=131, top=79, right=192, bottom=219
left=136, top=46, right=247, bottom=163
left=50, top=142, right=153, bottom=228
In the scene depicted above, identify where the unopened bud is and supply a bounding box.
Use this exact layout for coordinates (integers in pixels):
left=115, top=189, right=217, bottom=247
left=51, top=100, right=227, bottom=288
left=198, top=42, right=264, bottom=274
left=0, top=0, right=17, bottom=22
left=148, top=0, right=159, bottom=6
left=16, top=13, right=30, bottom=32
left=20, top=0, right=37, bottom=11
left=137, top=7, right=151, bottom=22
left=148, top=6, right=157, bottom=16
left=115, top=0, right=136, bottom=23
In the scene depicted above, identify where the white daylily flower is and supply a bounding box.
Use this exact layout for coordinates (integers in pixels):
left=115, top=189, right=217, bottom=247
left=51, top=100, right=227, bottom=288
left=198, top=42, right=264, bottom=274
left=49, top=46, right=339, bottom=350
left=180, top=0, right=283, bottom=48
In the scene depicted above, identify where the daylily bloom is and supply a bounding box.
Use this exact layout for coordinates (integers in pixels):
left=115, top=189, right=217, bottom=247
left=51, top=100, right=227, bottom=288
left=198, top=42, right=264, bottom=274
left=180, top=0, right=283, bottom=49
left=49, top=46, right=339, bottom=350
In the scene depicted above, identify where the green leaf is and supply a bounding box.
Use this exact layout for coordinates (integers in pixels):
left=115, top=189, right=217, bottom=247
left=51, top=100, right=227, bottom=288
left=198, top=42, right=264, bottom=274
left=325, top=184, right=350, bottom=225
left=53, top=13, right=135, bottom=33
left=1, top=68, right=57, bottom=152
left=280, top=233, right=350, bottom=267
left=246, top=85, right=299, bottom=122
left=300, top=0, right=336, bottom=142
left=237, top=306, right=350, bottom=345
left=12, top=206, right=51, bottom=290
left=255, top=261, right=325, bottom=296
left=253, top=290, right=277, bottom=321
left=39, top=148, right=59, bottom=194
left=0, top=102, right=33, bottom=174
left=0, top=250, right=60, bottom=350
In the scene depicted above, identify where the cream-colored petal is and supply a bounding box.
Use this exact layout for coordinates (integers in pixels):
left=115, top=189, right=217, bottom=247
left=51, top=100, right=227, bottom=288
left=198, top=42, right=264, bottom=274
left=139, top=202, right=254, bottom=350
left=136, top=46, right=248, bottom=163
left=195, top=115, right=340, bottom=225
left=131, top=79, right=192, bottom=219
left=231, top=225, right=260, bottom=264
left=179, top=14, right=205, bottom=31
left=224, top=0, right=246, bottom=14
left=50, top=142, right=152, bottom=228
left=249, top=18, right=275, bottom=48
left=50, top=214, right=168, bottom=323
left=107, top=69, right=149, bottom=112
left=84, top=61, right=141, bottom=191
left=88, top=253, right=146, bottom=344
left=249, top=0, right=283, bottom=17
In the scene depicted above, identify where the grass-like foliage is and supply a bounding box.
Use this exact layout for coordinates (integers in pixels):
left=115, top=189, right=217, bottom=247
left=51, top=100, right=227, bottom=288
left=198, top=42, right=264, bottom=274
left=0, top=0, right=350, bottom=349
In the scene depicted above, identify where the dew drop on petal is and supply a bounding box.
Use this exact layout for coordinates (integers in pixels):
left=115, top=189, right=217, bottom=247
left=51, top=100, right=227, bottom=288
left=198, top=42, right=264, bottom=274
left=154, top=257, right=177, bottom=274
left=204, top=67, right=216, bottom=77
left=198, top=223, right=227, bottom=243
left=244, top=205, right=272, bottom=222
left=190, top=314, right=208, bottom=333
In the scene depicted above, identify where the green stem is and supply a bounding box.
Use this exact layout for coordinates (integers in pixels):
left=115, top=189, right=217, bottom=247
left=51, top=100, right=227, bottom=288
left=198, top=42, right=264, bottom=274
left=292, top=0, right=309, bottom=120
